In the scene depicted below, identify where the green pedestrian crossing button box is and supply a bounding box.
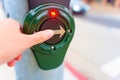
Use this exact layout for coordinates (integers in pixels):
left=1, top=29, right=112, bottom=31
left=23, top=3, right=75, bottom=70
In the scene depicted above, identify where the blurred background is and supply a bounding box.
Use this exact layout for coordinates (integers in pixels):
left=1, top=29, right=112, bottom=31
left=0, top=0, right=120, bottom=80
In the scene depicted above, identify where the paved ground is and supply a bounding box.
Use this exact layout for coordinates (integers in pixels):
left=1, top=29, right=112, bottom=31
left=67, top=17, right=120, bottom=80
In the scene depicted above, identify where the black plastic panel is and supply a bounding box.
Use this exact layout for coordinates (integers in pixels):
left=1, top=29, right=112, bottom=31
left=28, top=0, right=70, bottom=9
left=40, top=19, right=65, bottom=44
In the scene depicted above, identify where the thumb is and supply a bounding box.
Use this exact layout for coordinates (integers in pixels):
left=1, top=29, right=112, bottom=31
left=22, top=29, right=54, bottom=49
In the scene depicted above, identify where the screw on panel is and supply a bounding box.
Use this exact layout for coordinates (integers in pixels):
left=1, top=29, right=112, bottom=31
left=51, top=46, right=55, bottom=50
left=67, top=29, right=72, bottom=33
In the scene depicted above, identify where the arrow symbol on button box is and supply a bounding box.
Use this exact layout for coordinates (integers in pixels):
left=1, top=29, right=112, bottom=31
left=53, top=26, right=65, bottom=38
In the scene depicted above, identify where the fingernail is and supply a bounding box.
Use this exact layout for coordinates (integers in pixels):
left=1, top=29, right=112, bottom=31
left=46, top=30, right=54, bottom=37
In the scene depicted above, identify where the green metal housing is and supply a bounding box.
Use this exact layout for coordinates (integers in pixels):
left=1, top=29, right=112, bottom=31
left=23, top=3, right=75, bottom=70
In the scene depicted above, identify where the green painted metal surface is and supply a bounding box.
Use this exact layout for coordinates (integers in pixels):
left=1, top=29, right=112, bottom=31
left=23, top=3, right=75, bottom=70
